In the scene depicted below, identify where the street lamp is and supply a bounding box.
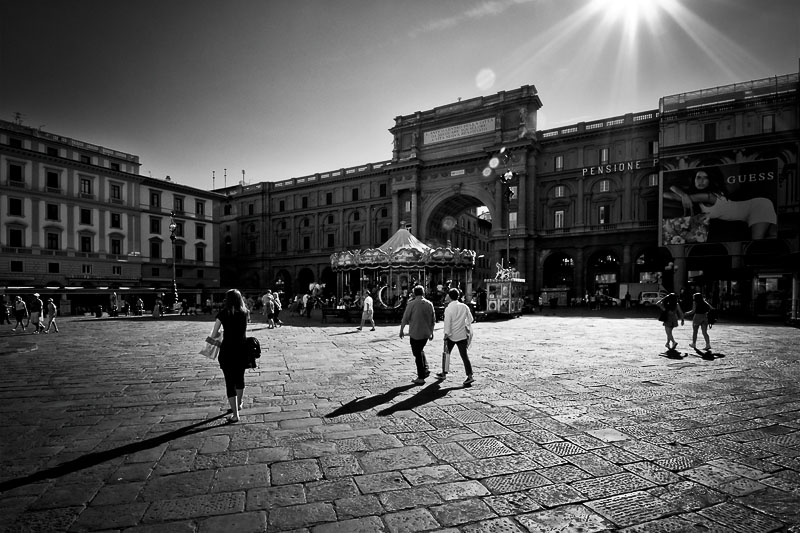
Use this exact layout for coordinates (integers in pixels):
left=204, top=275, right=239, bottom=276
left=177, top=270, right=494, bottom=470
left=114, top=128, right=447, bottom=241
left=485, top=147, right=515, bottom=269
left=169, top=212, right=179, bottom=310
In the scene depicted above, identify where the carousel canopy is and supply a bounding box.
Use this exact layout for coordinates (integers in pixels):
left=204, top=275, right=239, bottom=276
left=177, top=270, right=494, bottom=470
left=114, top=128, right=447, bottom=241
left=331, top=228, right=476, bottom=271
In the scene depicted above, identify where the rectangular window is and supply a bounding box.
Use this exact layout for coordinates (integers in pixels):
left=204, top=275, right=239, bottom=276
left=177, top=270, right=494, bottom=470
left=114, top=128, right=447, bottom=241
left=47, top=232, right=59, bottom=250
left=150, top=192, right=160, bottom=207
left=554, top=185, right=565, bottom=198
left=110, top=162, right=120, bottom=171
left=111, top=213, right=121, bottom=228
left=80, top=155, right=91, bottom=164
left=648, top=173, right=658, bottom=187
left=47, top=146, right=58, bottom=157
left=46, top=171, right=60, bottom=189
left=380, top=184, right=387, bottom=197
left=380, top=228, right=389, bottom=242
left=80, top=208, right=91, bottom=225
left=111, top=238, right=122, bottom=255
left=80, top=177, right=92, bottom=195
left=196, top=200, right=205, bottom=216
left=176, top=222, right=184, bottom=238
left=600, top=148, right=609, bottom=164
left=195, top=224, right=205, bottom=239
left=176, top=244, right=184, bottom=261
left=9, top=228, right=23, bottom=247
left=326, top=233, right=334, bottom=248
left=9, top=163, right=23, bottom=182
left=704, top=123, right=717, bottom=142
left=279, top=200, right=285, bottom=212
left=82, top=264, right=93, bottom=274
left=404, top=200, right=411, bottom=212
left=353, top=231, right=361, bottom=246
left=600, top=179, right=610, bottom=193
left=9, top=198, right=23, bottom=216
left=110, top=183, right=121, bottom=201
left=174, top=197, right=184, bottom=213
left=48, top=262, right=60, bottom=273
left=509, top=211, right=518, bottom=229
left=280, top=238, right=288, bottom=252
left=9, top=138, right=22, bottom=148
left=196, top=246, right=205, bottom=262
left=649, top=141, right=659, bottom=156
left=10, top=260, right=23, bottom=272
left=302, top=196, right=308, bottom=209
left=555, top=210, right=565, bottom=229
left=762, top=114, right=775, bottom=133
left=326, top=192, right=333, bottom=205
left=555, top=155, right=564, bottom=171
left=80, top=236, right=92, bottom=252
left=150, top=217, right=161, bottom=234
left=303, top=236, right=310, bottom=249
left=599, top=205, right=609, bottom=225
left=352, top=188, right=359, bottom=201
left=112, top=265, right=122, bottom=275
left=150, top=241, right=161, bottom=259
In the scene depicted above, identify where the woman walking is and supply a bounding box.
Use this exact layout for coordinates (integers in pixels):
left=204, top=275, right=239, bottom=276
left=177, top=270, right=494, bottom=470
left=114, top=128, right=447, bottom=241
left=209, top=289, right=249, bottom=423
left=685, top=292, right=713, bottom=351
left=657, top=292, right=684, bottom=351
left=12, top=296, right=28, bottom=332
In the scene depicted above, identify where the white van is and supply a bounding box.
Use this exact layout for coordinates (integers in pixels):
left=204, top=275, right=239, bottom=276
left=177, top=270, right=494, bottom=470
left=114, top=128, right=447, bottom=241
left=639, top=291, right=666, bottom=306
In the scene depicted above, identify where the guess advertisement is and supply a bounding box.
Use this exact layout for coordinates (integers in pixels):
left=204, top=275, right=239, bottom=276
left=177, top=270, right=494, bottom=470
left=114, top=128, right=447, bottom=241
left=661, top=160, right=778, bottom=245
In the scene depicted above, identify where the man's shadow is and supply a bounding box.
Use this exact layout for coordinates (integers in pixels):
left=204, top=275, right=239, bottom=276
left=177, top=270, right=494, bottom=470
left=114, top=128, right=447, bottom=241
left=378, top=382, right=465, bottom=417
left=0, top=414, right=228, bottom=492
left=325, top=384, right=417, bottom=417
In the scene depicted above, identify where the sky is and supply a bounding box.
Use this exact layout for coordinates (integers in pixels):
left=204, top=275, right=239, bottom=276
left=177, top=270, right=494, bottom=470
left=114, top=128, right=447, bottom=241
left=2, top=0, right=798, bottom=192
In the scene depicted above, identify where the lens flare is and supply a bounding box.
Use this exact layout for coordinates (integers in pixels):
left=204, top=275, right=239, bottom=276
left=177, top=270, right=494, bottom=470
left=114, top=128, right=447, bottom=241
left=475, top=68, right=496, bottom=91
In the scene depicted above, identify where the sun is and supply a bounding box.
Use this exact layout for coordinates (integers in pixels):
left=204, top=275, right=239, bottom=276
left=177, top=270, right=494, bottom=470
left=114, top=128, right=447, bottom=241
left=588, top=0, right=677, bottom=38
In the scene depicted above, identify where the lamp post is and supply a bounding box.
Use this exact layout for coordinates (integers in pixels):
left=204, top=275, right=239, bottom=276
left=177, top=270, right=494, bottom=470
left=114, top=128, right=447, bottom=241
left=168, top=212, right=179, bottom=310
left=485, top=147, right=514, bottom=269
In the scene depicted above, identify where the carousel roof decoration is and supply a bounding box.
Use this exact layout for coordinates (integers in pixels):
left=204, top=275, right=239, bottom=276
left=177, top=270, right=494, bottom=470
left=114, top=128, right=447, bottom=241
left=330, top=228, right=476, bottom=271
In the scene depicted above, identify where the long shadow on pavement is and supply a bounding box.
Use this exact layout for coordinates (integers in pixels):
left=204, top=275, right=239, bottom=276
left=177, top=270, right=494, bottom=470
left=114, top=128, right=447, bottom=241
left=0, top=414, right=228, bottom=492
left=378, top=382, right=465, bottom=417
left=325, top=384, right=416, bottom=417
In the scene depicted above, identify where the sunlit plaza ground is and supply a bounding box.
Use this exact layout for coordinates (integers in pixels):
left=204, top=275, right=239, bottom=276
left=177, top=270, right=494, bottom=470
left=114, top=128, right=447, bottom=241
left=1, top=310, right=799, bottom=531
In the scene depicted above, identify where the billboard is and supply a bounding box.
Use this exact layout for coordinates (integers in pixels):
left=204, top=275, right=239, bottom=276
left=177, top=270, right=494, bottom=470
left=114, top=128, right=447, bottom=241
left=661, top=160, right=778, bottom=245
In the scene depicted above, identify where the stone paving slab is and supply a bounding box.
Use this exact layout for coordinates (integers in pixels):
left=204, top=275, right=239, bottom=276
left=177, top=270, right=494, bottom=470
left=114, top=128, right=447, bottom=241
left=0, top=313, right=799, bottom=531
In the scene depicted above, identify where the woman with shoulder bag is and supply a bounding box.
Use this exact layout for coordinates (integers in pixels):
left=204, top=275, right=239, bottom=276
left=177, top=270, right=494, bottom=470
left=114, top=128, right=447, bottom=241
left=209, top=289, right=249, bottom=423
left=657, top=292, right=684, bottom=351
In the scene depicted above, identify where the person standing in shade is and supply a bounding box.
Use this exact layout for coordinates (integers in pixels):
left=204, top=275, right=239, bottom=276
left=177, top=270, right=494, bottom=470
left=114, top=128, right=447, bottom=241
left=685, top=292, right=713, bottom=351
left=657, top=292, right=684, bottom=351
left=0, top=295, right=11, bottom=325
left=437, top=288, right=475, bottom=385
left=209, top=288, right=249, bottom=423
left=357, top=290, right=375, bottom=331
left=44, top=298, right=59, bottom=333
left=399, top=285, right=435, bottom=385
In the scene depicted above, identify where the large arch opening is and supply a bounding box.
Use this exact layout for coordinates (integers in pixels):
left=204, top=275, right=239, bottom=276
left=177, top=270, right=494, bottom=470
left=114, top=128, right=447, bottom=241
left=422, top=191, right=500, bottom=292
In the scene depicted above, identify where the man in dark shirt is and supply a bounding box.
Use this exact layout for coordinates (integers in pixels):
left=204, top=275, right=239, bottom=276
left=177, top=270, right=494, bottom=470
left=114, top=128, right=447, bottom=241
left=399, top=285, right=435, bottom=385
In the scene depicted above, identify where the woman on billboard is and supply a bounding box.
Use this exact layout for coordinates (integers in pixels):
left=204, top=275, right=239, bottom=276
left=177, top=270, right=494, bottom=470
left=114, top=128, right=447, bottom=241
left=665, top=168, right=777, bottom=240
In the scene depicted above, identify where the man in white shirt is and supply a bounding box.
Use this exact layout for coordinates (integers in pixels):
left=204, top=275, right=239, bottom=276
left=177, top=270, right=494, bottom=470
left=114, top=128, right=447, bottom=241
left=438, top=287, right=475, bottom=385
left=357, top=290, right=375, bottom=331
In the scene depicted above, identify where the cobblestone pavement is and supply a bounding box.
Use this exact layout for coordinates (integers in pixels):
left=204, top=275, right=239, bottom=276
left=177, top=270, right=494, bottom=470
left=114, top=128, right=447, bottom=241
left=1, top=309, right=799, bottom=532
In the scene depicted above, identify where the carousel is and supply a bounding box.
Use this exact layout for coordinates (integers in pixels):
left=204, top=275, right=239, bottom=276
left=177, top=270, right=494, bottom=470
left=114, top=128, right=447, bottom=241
left=330, top=228, right=477, bottom=308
